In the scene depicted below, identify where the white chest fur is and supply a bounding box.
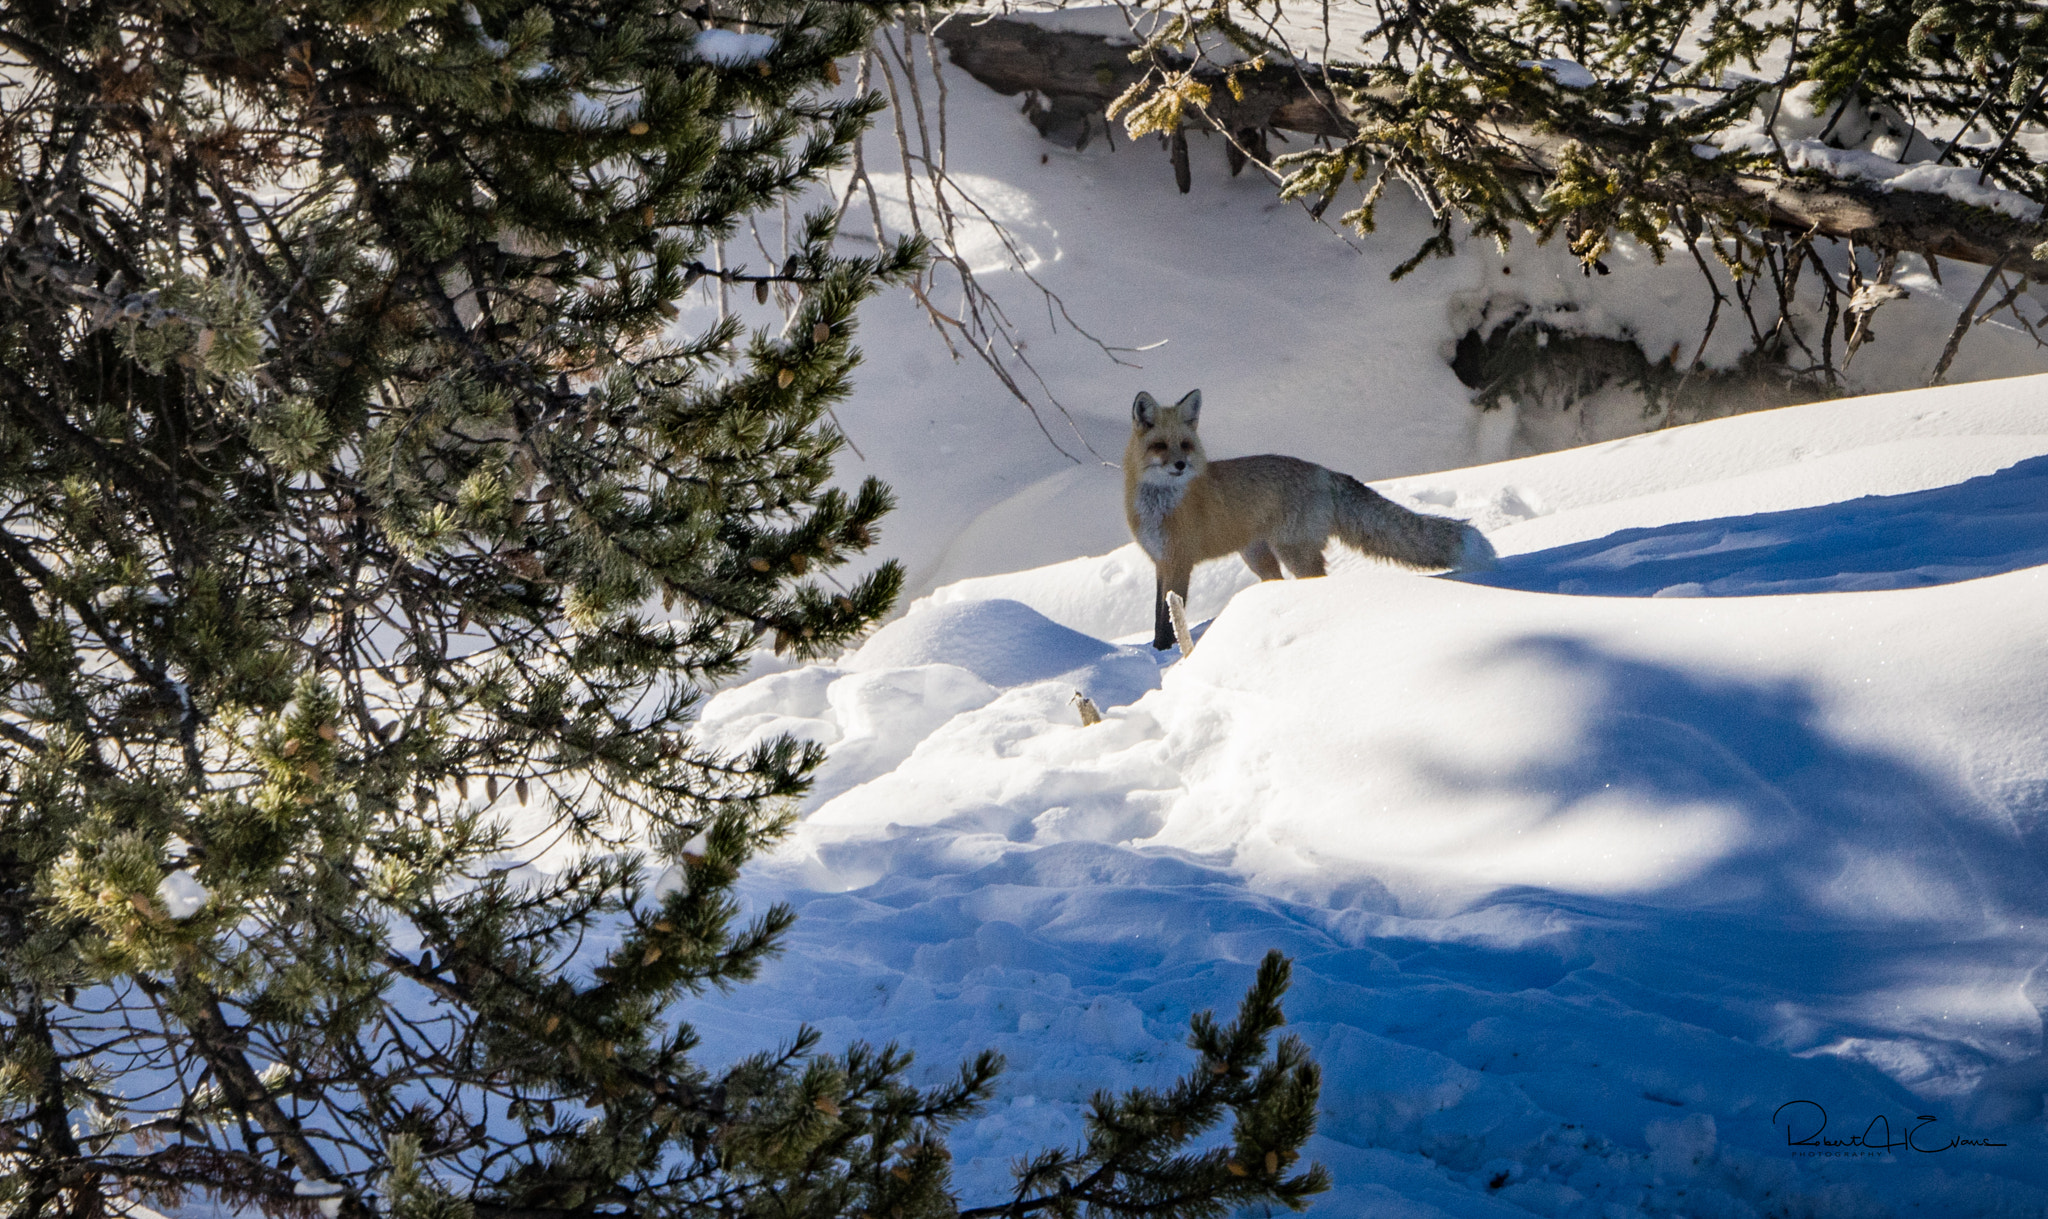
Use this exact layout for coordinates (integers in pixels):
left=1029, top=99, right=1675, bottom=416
left=1133, top=479, right=1187, bottom=560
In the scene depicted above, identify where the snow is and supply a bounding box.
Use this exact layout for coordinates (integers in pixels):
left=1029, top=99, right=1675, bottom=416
left=923, top=546, right=1262, bottom=641
left=1468, top=451, right=2048, bottom=595
left=846, top=597, right=1134, bottom=687
left=1521, top=59, right=1600, bottom=90
left=848, top=171, right=1057, bottom=274
left=1713, top=81, right=2043, bottom=220
left=672, top=372, right=2048, bottom=1215
left=463, top=5, right=508, bottom=57
left=575, top=16, right=2048, bottom=1213
left=1767, top=141, right=2044, bottom=222
left=565, top=88, right=641, bottom=127
left=691, top=29, right=775, bottom=66
left=292, top=1180, right=344, bottom=1219
left=157, top=870, right=209, bottom=919
left=999, top=4, right=1267, bottom=64
left=1000, top=5, right=1146, bottom=44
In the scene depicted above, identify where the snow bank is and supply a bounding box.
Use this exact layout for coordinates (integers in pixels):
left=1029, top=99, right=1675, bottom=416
left=905, top=373, right=2048, bottom=634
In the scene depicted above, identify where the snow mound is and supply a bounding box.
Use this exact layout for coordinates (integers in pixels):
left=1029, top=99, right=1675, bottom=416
left=924, top=544, right=1258, bottom=641
left=846, top=597, right=1124, bottom=686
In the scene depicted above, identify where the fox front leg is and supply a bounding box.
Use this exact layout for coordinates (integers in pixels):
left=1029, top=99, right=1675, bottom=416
left=1152, top=560, right=1193, bottom=651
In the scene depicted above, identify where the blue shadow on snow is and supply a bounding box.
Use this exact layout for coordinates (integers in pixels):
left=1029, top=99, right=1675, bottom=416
left=1372, top=635, right=2048, bottom=1121
left=1460, top=453, right=2048, bottom=596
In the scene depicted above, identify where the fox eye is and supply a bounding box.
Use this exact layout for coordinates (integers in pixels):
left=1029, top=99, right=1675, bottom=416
left=1147, top=442, right=1168, bottom=455
left=1179, top=442, right=1193, bottom=452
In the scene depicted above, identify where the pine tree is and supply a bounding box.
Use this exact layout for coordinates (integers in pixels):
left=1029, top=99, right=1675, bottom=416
left=0, top=2, right=1326, bottom=1217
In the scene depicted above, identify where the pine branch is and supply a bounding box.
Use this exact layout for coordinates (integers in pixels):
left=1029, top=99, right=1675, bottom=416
left=935, top=14, right=2048, bottom=280
left=958, top=951, right=1328, bottom=1219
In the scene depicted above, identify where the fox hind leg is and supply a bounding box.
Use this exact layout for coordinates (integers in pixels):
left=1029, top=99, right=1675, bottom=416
left=1274, top=540, right=1327, bottom=578
left=1240, top=540, right=1284, bottom=581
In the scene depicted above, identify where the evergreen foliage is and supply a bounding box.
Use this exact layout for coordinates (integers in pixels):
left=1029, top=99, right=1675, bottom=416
left=0, top=3, right=1325, bottom=1218
left=961, top=952, right=1329, bottom=1219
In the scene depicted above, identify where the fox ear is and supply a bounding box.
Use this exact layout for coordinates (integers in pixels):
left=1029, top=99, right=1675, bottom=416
left=1174, top=389, right=1202, bottom=426
left=1133, top=392, right=1160, bottom=427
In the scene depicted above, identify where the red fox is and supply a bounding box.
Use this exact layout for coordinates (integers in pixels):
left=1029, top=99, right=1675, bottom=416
left=1125, top=389, right=1495, bottom=649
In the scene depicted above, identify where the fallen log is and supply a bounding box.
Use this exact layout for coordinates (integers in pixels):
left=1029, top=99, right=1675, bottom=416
left=933, top=14, right=2048, bottom=279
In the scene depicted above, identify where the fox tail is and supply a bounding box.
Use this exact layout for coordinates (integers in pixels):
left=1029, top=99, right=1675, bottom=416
left=1330, top=473, right=1495, bottom=572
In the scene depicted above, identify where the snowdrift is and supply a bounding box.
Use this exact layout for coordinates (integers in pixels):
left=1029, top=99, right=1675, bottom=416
left=687, top=374, right=2048, bottom=1218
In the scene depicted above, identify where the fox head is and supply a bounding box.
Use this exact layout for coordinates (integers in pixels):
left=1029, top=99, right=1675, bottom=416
left=1127, top=390, right=1206, bottom=486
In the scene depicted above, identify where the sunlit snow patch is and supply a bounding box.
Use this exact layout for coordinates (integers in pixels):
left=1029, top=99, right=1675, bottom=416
left=697, top=599, right=1167, bottom=814
left=1520, top=58, right=1598, bottom=88
left=692, top=29, right=775, bottom=65
left=845, top=597, right=1148, bottom=691
left=293, top=1180, right=345, bottom=1219
left=844, top=171, right=1060, bottom=273
left=157, top=870, right=209, bottom=919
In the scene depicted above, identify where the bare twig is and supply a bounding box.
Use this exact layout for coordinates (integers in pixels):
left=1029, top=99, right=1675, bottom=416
left=1844, top=246, right=1898, bottom=363
left=1976, top=272, right=2031, bottom=327
left=1931, top=254, right=2010, bottom=385
left=1668, top=214, right=1731, bottom=420
left=1805, top=243, right=1841, bottom=386
left=1977, top=72, right=2048, bottom=186
left=1165, top=590, right=1195, bottom=655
